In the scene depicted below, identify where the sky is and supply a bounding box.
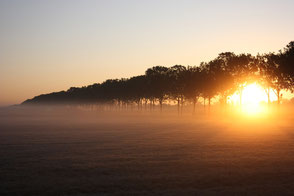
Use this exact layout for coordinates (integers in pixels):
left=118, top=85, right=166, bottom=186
left=0, top=0, right=294, bottom=106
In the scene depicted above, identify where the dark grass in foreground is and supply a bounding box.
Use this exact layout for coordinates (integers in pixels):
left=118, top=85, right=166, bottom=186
left=1, top=107, right=294, bottom=195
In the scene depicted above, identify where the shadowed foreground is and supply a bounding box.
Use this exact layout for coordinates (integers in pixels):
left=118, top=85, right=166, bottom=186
left=1, top=107, right=294, bottom=195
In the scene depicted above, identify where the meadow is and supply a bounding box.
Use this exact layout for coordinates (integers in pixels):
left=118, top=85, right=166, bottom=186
left=1, top=106, right=294, bottom=195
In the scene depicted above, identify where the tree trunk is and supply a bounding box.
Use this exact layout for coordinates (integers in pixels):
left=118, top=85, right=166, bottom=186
left=273, top=88, right=281, bottom=105
left=208, top=96, right=211, bottom=112
left=150, top=99, right=152, bottom=111
left=137, top=100, right=140, bottom=110
left=180, top=95, right=183, bottom=115
left=177, top=98, right=180, bottom=116
left=277, top=89, right=281, bottom=105
left=203, top=98, right=206, bottom=109
left=145, top=99, right=147, bottom=111
left=193, top=97, right=197, bottom=114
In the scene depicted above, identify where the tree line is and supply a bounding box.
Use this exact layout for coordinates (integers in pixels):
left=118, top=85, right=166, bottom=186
left=23, top=41, right=294, bottom=113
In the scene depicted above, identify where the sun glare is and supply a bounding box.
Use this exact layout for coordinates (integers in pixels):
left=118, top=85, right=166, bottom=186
left=229, top=83, right=277, bottom=116
left=241, top=84, right=266, bottom=115
left=242, top=83, right=267, bottom=105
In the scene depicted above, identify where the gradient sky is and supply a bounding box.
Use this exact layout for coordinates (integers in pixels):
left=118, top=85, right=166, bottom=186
left=1, top=0, right=294, bottom=106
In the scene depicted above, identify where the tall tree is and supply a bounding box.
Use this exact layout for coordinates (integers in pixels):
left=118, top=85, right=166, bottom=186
left=183, top=66, right=203, bottom=113
left=145, top=66, right=169, bottom=111
left=167, top=65, right=187, bottom=115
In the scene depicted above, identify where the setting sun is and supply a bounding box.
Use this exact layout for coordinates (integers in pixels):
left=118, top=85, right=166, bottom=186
left=242, top=83, right=267, bottom=104
left=242, top=83, right=267, bottom=115
left=229, top=83, right=277, bottom=115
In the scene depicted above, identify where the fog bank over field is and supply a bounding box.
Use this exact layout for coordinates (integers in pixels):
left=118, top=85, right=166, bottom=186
left=1, top=106, right=294, bottom=195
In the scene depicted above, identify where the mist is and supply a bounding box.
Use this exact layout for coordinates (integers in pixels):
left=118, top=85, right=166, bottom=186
left=1, top=105, right=294, bottom=195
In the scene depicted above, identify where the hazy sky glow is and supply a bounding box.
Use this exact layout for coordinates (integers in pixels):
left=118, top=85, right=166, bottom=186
left=1, top=0, right=294, bottom=106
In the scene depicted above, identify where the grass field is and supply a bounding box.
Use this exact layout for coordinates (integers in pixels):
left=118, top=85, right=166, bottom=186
left=1, top=106, right=294, bottom=195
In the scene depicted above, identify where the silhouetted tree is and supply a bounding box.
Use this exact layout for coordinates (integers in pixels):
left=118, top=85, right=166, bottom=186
left=145, top=66, right=169, bottom=111
left=22, top=41, right=294, bottom=112
left=167, top=65, right=187, bottom=115
left=183, top=66, right=203, bottom=113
